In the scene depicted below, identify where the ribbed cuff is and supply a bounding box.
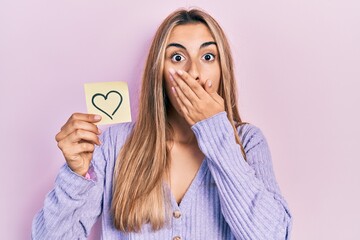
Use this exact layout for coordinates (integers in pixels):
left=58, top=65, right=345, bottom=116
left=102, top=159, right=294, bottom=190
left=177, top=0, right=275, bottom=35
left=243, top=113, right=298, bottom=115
left=191, top=111, right=234, bottom=143
left=56, top=164, right=96, bottom=195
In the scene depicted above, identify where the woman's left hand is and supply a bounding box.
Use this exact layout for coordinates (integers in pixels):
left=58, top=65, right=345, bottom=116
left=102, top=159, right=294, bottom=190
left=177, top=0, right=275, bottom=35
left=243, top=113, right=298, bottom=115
left=169, top=68, right=225, bottom=126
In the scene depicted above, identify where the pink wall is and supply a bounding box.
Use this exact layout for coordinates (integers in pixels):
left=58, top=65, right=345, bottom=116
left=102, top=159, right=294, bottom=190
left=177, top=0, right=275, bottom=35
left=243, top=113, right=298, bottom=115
left=1, top=0, right=359, bottom=239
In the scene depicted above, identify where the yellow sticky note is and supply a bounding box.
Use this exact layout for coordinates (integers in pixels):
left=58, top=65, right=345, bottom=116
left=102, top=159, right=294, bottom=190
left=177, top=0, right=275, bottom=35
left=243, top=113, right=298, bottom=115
left=84, top=81, right=132, bottom=125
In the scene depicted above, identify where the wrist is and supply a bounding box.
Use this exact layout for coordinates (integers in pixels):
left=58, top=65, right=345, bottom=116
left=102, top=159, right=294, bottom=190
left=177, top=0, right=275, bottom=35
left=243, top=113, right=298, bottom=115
left=69, top=164, right=89, bottom=177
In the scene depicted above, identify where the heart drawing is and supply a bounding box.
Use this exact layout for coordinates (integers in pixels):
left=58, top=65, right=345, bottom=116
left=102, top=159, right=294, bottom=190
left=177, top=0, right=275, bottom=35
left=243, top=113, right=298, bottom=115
left=91, top=90, right=123, bottom=120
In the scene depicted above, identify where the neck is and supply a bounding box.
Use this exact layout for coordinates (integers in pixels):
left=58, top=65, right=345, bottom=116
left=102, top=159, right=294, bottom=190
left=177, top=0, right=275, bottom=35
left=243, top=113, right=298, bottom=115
left=167, top=106, right=196, bottom=144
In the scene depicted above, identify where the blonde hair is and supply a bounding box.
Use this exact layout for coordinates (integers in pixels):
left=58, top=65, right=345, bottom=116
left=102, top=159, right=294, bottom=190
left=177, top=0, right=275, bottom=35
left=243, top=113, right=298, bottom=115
left=112, top=8, right=246, bottom=232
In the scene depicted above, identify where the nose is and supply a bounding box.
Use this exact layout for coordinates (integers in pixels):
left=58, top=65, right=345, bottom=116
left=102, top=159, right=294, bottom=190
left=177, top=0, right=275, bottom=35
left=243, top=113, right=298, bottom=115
left=187, top=61, right=202, bottom=83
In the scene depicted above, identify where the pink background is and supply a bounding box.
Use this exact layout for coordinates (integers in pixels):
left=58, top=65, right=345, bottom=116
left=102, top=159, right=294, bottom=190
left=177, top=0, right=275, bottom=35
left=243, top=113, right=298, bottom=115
left=1, top=0, right=359, bottom=239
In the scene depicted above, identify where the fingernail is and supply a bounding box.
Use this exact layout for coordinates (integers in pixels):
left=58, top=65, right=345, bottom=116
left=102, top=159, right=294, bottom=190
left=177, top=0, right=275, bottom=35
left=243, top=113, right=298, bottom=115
left=94, top=115, right=102, bottom=121
left=171, top=87, right=176, bottom=94
left=208, top=80, right=212, bottom=87
left=169, top=74, right=175, bottom=82
left=177, top=69, right=183, bottom=75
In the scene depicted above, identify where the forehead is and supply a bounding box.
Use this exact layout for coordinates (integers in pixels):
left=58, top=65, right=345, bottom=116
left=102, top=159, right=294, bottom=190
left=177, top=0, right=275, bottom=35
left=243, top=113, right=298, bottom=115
left=167, top=23, right=214, bottom=43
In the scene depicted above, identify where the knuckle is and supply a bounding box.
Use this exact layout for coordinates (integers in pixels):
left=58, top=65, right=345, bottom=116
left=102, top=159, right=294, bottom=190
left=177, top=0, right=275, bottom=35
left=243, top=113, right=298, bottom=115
left=70, top=113, right=78, bottom=120
left=71, top=120, right=80, bottom=129
left=57, top=141, right=63, bottom=149
left=74, top=129, right=84, bottom=138
left=55, top=133, right=60, bottom=142
left=89, top=144, right=95, bottom=152
left=82, top=143, right=94, bottom=152
left=81, top=143, right=88, bottom=151
left=70, top=112, right=83, bottom=121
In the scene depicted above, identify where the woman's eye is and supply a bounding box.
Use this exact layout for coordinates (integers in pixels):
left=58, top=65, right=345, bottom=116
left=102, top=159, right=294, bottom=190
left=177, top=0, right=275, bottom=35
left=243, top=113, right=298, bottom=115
left=202, top=53, right=215, bottom=61
left=171, top=54, right=185, bottom=62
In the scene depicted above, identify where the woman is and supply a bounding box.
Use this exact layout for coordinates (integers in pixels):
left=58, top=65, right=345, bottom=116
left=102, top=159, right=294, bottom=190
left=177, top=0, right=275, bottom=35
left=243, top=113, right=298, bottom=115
left=32, top=8, right=292, bottom=239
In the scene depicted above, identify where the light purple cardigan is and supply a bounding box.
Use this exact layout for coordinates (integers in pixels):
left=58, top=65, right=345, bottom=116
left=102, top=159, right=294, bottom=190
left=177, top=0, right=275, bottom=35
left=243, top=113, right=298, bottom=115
left=32, top=112, right=292, bottom=239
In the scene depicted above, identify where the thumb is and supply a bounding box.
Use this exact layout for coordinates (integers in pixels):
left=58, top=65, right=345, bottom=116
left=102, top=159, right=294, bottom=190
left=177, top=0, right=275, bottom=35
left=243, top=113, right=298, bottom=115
left=204, top=79, right=224, bottom=106
left=204, top=79, right=216, bottom=94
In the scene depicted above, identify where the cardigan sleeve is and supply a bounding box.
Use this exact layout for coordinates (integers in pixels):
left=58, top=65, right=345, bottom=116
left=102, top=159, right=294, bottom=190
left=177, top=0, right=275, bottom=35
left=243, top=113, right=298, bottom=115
left=191, top=112, right=292, bottom=240
left=31, top=129, right=111, bottom=239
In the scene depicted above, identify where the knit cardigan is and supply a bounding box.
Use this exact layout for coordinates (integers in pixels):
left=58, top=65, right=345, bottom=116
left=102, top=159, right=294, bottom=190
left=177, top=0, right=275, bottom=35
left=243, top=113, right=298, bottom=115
left=32, top=112, right=292, bottom=239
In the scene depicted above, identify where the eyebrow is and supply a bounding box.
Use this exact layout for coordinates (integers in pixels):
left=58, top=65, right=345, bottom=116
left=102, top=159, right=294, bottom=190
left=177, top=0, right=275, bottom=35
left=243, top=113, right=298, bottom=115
left=166, top=41, right=217, bottom=50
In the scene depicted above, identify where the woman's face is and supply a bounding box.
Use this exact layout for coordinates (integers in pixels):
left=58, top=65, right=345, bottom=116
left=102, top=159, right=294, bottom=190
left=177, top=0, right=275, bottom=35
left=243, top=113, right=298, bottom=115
left=163, top=23, right=221, bottom=116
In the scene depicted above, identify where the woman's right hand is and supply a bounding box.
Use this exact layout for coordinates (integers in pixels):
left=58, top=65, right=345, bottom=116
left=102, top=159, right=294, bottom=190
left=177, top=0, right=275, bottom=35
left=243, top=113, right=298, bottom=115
left=55, top=113, right=102, bottom=176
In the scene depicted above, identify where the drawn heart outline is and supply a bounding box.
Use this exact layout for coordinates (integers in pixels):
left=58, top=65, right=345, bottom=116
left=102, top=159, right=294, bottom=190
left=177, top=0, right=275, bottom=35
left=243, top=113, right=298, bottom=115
left=91, top=90, right=123, bottom=120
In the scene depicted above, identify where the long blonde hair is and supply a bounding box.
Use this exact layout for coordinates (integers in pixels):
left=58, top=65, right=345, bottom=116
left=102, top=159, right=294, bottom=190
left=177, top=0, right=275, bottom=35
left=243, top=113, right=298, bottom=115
left=112, top=8, right=246, bottom=232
